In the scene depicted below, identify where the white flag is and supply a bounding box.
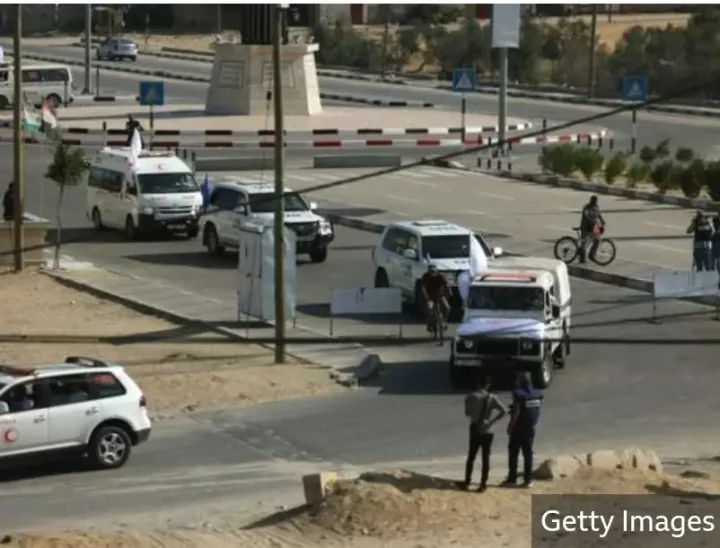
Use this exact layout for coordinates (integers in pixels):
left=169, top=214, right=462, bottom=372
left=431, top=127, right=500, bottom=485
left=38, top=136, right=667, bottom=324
left=469, top=234, right=488, bottom=277
left=129, top=128, right=142, bottom=165
left=41, top=100, right=57, bottom=129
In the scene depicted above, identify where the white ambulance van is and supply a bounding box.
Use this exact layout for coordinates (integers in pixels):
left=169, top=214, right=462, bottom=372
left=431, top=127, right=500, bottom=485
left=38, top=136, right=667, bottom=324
left=86, top=147, right=203, bottom=239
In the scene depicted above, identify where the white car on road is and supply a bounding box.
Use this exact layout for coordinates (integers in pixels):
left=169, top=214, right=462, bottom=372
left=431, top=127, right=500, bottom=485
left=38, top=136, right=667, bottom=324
left=96, top=37, right=138, bottom=61
left=371, top=219, right=503, bottom=310
left=0, top=356, right=151, bottom=471
left=200, top=180, right=335, bottom=262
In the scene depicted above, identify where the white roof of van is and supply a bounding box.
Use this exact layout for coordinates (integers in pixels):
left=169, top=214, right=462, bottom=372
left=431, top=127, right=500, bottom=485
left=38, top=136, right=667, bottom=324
left=493, top=256, right=567, bottom=273
left=211, top=179, right=293, bottom=194
left=390, top=219, right=471, bottom=236
left=94, top=147, right=191, bottom=174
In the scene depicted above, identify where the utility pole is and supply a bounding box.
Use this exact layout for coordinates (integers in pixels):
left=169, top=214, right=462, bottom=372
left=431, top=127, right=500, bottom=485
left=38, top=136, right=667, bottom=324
left=83, top=4, right=91, bottom=94
left=216, top=5, right=222, bottom=34
left=272, top=5, right=287, bottom=364
left=588, top=4, right=598, bottom=99
left=12, top=4, right=24, bottom=272
left=380, top=5, right=391, bottom=79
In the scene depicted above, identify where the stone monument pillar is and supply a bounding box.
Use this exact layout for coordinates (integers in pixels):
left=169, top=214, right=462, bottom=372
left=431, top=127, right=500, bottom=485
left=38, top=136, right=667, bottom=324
left=204, top=5, right=322, bottom=116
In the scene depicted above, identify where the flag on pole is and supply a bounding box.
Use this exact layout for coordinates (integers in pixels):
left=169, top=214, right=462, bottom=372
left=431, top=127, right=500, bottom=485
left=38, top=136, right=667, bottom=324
left=129, top=128, right=142, bottom=165
left=21, top=101, right=41, bottom=133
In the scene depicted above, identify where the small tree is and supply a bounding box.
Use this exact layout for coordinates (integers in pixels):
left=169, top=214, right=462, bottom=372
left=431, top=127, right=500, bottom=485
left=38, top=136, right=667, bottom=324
left=675, top=147, right=696, bottom=163
left=45, top=143, right=89, bottom=270
left=575, top=147, right=605, bottom=181
left=705, top=161, right=720, bottom=202
left=639, top=145, right=657, bottom=164
left=679, top=159, right=706, bottom=198
left=655, top=139, right=671, bottom=159
left=650, top=161, right=676, bottom=194
left=604, top=152, right=628, bottom=185
left=626, top=162, right=651, bottom=188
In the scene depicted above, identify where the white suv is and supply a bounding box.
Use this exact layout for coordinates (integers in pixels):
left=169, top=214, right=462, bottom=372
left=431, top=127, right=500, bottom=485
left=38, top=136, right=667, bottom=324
left=372, top=219, right=503, bottom=310
left=0, top=356, right=151, bottom=471
left=200, top=179, right=335, bottom=262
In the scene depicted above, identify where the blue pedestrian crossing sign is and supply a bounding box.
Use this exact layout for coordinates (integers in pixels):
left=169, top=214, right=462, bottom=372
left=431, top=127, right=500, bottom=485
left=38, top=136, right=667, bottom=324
left=622, top=75, right=648, bottom=102
left=139, top=81, right=165, bottom=106
left=452, top=68, right=477, bottom=93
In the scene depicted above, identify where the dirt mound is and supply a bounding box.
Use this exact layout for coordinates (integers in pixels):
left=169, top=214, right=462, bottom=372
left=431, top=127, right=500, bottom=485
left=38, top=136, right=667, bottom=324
left=295, top=466, right=720, bottom=545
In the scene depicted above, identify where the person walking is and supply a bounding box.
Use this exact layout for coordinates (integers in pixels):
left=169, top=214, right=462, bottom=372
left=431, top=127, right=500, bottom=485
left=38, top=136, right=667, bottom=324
left=2, top=181, right=14, bottom=221
left=502, top=372, right=544, bottom=488
left=460, top=375, right=507, bottom=492
left=711, top=216, right=720, bottom=275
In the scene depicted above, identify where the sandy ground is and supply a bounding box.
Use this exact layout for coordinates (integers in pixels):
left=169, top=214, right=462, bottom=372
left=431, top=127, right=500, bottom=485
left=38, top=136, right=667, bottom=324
left=0, top=269, right=346, bottom=418
left=6, top=463, right=720, bottom=548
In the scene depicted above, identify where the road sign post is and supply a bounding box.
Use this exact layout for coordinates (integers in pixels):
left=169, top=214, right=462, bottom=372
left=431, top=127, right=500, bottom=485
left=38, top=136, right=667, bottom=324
left=452, top=68, right=476, bottom=145
left=622, top=76, right=647, bottom=156
left=492, top=5, right=520, bottom=157
left=138, top=81, right=165, bottom=150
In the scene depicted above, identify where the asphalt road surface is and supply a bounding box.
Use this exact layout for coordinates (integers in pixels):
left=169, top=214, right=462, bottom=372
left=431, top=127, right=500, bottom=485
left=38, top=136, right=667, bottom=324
left=3, top=150, right=720, bottom=529
left=10, top=42, right=720, bottom=157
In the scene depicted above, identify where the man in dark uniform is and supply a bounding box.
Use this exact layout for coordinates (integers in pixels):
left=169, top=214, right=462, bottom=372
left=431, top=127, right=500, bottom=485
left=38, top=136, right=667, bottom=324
left=579, top=195, right=605, bottom=264
left=502, top=372, right=543, bottom=488
left=687, top=210, right=713, bottom=271
left=2, top=181, right=14, bottom=221
left=420, top=262, right=450, bottom=331
left=460, top=375, right=507, bottom=492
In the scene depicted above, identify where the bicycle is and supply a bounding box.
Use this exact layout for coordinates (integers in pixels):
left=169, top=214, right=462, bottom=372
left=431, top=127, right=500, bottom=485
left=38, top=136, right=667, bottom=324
left=427, top=303, right=445, bottom=346
left=553, top=226, right=617, bottom=266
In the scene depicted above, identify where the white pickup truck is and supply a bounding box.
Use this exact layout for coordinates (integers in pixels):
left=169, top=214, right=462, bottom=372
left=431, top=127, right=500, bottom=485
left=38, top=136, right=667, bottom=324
left=449, top=257, right=572, bottom=390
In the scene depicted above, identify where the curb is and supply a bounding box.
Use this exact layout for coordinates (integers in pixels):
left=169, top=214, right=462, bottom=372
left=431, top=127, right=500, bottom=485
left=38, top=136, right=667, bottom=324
left=72, top=95, right=139, bottom=103
left=321, top=212, right=718, bottom=308
left=490, top=171, right=720, bottom=213
left=6, top=123, right=533, bottom=138
left=0, top=133, right=608, bottom=149
left=320, top=93, right=432, bottom=108
left=42, top=269, right=382, bottom=387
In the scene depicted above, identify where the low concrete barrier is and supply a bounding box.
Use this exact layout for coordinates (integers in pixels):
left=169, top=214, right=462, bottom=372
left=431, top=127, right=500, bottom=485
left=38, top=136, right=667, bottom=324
left=313, top=154, right=402, bottom=169
left=193, top=156, right=275, bottom=172
left=0, top=213, right=51, bottom=266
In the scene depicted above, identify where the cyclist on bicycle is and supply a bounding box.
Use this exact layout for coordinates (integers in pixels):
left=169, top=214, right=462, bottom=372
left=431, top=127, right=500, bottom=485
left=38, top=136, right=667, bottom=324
left=579, top=195, right=606, bottom=264
left=420, top=263, right=451, bottom=332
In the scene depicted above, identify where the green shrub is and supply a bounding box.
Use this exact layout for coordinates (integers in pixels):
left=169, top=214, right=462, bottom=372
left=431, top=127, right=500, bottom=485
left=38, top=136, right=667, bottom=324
left=625, top=162, right=651, bottom=188
left=655, top=139, right=671, bottom=158
left=651, top=161, right=677, bottom=194
left=679, top=159, right=706, bottom=198
left=639, top=145, right=657, bottom=164
left=675, top=147, right=695, bottom=163
left=538, top=147, right=553, bottom=173
left=544, top=144, right=578, bottom=178
left=705, top=161, right=720, bottom=202
left=575, top=147, right=605, bottom=181
left=604, top=152, right=628, bottom=185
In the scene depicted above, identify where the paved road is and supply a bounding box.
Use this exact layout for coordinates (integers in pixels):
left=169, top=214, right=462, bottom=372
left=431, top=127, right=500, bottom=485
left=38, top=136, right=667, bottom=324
left=12, top=43, right=720, bottom=157
left=8, top=44, right=609, bottom=138
left=5, top=152, right=720, bottom=528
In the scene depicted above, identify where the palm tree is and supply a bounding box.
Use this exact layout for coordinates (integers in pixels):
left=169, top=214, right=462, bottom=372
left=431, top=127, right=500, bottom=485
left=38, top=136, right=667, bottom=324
left=45, top=143, right=89, bottom=270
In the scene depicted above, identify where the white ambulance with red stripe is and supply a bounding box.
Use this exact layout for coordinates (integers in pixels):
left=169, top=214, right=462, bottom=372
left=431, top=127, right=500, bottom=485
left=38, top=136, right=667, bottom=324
left=450, top=257, right=571, bottom=390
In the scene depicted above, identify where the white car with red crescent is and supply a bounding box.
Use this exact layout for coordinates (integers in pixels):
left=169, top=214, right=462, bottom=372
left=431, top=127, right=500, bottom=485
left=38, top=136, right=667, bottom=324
left=0, top=356, right=151, bottom=471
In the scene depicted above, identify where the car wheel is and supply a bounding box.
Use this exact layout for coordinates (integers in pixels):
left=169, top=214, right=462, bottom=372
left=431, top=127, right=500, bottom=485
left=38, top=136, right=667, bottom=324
left=374, top=268, right=389, bottom=288
left=91, top=208, right=105, bottom=231
left=309, top=246, right=328, bottom=263
left=205, top=225, right=224, bottom=256
left=125, top=216, right=138, bottom=240
left=88, top=425, right=132, bottom=470
left=531, top=356, right=553, bottom=389
left=0, top=95, right=8, bottom=110
left=129, top=56, right=137, bottom=62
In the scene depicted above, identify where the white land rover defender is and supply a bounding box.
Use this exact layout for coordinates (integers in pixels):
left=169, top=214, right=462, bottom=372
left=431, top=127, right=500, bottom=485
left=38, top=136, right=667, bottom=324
left=449, top=257, right=572, bottom=390
left=200, top=180, right=335, bottom=262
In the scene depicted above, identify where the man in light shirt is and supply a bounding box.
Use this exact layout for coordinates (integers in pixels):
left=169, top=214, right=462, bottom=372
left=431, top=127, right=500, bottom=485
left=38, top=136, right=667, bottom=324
left=460, top=375, right=507, bottom=492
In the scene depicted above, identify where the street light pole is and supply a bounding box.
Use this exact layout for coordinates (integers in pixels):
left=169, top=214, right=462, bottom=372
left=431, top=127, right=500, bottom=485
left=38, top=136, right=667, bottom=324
left=12, top=4, right=24, bottom=272
left=83, top=4, right=92, bottom=94
left=588, top=4, right=598, bottom=99
left=272, top=5, right=287, bottom=364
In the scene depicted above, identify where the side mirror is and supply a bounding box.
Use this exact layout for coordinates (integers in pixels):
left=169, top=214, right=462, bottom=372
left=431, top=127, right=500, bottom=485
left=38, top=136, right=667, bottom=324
left=0, top=401, right=8, bottom=414
left=492, top=246, right=503, bottom=257
left=234, top=205, right=247, bottom=215
left=309, top=201, right=318, bottom=211
left=402, top=248, right=418, bottom=260
left=551, top=305, right=560, bottom=318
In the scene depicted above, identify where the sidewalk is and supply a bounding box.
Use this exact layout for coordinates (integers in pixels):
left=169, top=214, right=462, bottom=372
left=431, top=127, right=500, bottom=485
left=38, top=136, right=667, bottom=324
left=46, top=267, right=389, bottom=387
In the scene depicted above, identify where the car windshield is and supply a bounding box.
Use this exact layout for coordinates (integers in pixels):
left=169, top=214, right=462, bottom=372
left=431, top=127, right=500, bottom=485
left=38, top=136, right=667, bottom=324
left=138, top=172, right=199, bottom=194
left=248, top=192, right=309, bottom=213
left=422, top=234, right=492, bottom=260
left=467, top=286, right=545, bottom=311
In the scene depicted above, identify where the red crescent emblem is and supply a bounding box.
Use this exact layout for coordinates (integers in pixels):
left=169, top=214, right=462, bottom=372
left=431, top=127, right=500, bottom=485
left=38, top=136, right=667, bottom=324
left=3, top=428, right=18, bottom=444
